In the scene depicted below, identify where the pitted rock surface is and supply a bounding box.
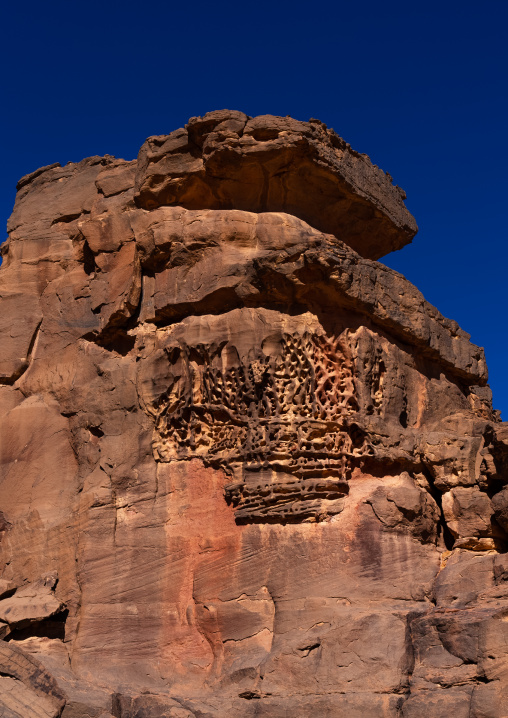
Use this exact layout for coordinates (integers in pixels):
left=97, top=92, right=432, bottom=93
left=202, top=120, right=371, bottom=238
left=1, top=111, right=507, bottom=717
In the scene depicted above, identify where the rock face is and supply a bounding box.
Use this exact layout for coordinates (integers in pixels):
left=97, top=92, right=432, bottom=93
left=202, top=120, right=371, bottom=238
left=135, top=110, right=418, bottom=259
left=0, top=111, right=507, bottom=717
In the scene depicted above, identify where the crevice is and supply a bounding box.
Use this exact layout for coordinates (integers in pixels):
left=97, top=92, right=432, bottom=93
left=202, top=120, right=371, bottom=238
left=111, top=693, right=122, bottom=718
left=151, top=286, right=244, bottom=328
left=249, top=128, right=280, bottom=142
left=420, top=464, right=455, bottom=551
left=475, top=674, right=490, bottom=684
left=5, top=609, right=69, bottom=642
left=401, top=612, right=417, bottom=695
left=82, top=329, right=136, bottom=356
left=298, top=642, right=321, bottom=657
left=82, top=239, right=96, bottom=275
left=81, top=261, right=143, bottom=356
left=51, top=212, right=82, bottom=225
left=0, top=319, right=42, bottom=385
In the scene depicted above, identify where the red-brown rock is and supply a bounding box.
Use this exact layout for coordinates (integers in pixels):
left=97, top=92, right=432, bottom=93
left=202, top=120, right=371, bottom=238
left=1, top=112, right=507, bottom=717
left=135, top=110, right=418, bottom=259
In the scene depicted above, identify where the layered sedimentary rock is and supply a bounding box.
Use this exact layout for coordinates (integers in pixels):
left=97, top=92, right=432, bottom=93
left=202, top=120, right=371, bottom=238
left=1, top=111, right=507, bottom=717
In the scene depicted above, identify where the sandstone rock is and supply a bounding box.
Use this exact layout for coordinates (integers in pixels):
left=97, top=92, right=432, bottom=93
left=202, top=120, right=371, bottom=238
left=0, top=578, right=16, bottom=599
left=402, top=689, right=473, bottom=718
left=491, top=485, right=508, bottom=531
left=0, top=111, right=507, bottom=716
left=0, top=641, right=65, bottom=717
left=62, top=705, right=115, bottom=718
left=135, top=110, right=418, bottom=259
left=0, top=575, right=63, bottom=637
left=442, top=486, right=494, bottom=540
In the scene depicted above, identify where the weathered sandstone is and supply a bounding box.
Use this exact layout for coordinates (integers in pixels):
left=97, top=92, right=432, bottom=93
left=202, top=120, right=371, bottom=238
left=135, top=110, right=418, bottom=259
left=0, top=111, right=507, bottom=717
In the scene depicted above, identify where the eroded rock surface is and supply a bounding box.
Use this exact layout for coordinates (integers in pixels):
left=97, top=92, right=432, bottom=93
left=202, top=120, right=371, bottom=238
left=135, top=110, right=418, bottom=259
left=1, top=111, right=507, bottom=717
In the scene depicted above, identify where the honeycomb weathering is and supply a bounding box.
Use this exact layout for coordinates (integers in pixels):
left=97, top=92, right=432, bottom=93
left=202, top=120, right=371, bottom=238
left=1, top=111, right=508, bottom=717
left=142, top=320, right=357, bottom=523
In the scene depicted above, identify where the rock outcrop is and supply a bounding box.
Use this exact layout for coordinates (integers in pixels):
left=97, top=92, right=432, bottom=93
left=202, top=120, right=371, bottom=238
left=1, top=111, right=507, bottom=717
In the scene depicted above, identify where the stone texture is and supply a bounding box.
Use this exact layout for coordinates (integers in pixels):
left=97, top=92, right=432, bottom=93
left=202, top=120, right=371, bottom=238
left=135, top=110, right=418, bottom=259
left=0, top=111, right=507, bottom=716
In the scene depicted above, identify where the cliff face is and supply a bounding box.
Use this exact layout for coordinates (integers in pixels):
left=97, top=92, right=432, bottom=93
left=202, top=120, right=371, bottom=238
left=0, top=111, right=507, bottom=718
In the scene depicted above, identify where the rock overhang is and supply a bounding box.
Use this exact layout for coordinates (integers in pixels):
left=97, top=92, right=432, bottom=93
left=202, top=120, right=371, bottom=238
left=134, top=110, right=418, bottom=260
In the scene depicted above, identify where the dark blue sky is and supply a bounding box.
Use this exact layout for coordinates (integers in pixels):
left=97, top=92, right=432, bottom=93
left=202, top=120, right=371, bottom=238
left=2, top=1, right=507, bottom=414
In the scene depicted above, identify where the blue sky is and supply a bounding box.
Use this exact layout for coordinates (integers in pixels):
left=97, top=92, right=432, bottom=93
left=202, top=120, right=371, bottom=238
left=1, top=1, right=507, bottom=415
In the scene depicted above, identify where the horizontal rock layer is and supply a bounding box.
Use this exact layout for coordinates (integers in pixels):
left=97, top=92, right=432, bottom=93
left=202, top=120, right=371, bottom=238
left=135, top=110, right=418, bottom=259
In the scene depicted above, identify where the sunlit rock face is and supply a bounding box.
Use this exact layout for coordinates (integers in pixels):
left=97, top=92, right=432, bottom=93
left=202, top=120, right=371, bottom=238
left=1, top=111, right=508, bottom=718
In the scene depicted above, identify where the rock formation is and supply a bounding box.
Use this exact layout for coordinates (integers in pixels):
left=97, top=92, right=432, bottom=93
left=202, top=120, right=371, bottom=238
left=0, top=110, right=507, bottom=717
